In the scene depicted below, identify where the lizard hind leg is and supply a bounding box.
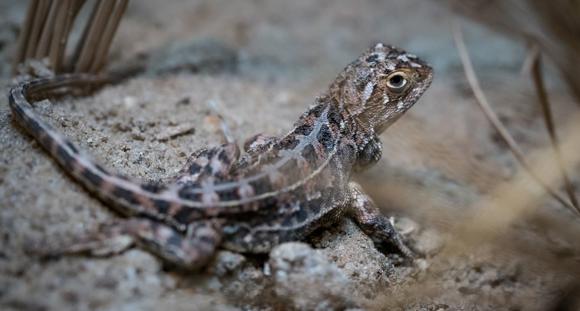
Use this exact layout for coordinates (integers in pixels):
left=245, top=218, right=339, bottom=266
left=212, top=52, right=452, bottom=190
left=243, top=133, right=279, bottom=155
left=37, top=218, right=222, bottom=270
left=346, top=182, right=415, bottom=259
left=175, top=142, right=241, bottom=184
left=128, top=219, right=222, bottom=270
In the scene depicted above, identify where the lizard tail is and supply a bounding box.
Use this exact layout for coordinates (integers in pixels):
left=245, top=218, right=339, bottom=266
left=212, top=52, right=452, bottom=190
left=8, top=74, right=176, bottom=219
left=8, top=74, right=272, bottom=224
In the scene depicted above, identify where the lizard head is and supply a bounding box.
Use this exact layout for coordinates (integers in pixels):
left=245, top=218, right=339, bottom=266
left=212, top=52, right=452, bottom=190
left=331, top=43, right=433, bottom=135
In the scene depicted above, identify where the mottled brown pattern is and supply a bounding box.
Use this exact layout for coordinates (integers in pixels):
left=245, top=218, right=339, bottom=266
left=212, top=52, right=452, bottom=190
left=9, top=44, right=432, bottom=269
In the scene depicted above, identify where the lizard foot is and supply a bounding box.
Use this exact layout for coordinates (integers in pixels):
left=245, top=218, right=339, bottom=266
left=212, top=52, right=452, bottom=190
left=30, top=218, right=222, bottom=270
left=346, top=182, right=416, bottom=260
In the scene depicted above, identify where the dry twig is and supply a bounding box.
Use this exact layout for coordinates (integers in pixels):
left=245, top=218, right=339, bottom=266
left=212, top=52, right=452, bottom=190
left=13, top=0, right=128, bottom=76
left=452, top=22, right=578, bottom=213
left=529, top=45, right=579, bottom=212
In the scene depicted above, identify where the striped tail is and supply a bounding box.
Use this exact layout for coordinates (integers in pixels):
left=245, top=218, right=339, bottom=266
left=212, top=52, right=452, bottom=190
left=7, top=74, right=181, bottom=221
left=8, top=75, right=277, bottom=227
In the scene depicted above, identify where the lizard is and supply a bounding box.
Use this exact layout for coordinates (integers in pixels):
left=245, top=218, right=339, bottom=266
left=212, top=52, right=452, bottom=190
left=9, top=43, right=433, bottom=270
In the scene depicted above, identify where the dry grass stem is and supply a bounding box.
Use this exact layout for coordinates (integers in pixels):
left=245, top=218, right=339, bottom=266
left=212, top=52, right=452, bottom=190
left=89, top=0, right=129, bottom=73
left=12, top=0, right=38, bottom=73
left=35, top=0, right=60, bottom=59
left=374, top=116, right=580, bottom=308
left=24, top=0, right=51, bottom=59
left=74, top=1, right=116, bottom=72
left=453, top=117, right=580, bottom=246
left=49, top=0, right=73, bottom=72
left=452, top=22, right=578, bottom=213
left=13, top=0, right=127, bottom=76
left=529, top=46, right=579, bottom=212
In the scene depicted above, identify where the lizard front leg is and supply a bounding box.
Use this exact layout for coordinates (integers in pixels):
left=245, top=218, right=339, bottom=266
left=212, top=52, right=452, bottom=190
left=347, top=182, right=415, bottom=258
left=40, top=218, right=222, bottom=270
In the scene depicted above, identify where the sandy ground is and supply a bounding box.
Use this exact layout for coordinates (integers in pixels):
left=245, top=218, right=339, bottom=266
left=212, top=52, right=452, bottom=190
left=1, top=0, right=580, bottom=310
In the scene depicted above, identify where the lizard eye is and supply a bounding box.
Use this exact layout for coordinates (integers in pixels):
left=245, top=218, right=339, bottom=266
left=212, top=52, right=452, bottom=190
left=386, top=72, right=408, bottom=92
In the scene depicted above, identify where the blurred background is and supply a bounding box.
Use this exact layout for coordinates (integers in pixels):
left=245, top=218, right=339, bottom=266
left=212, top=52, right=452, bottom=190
left=0, top=1, right=579, bottom=310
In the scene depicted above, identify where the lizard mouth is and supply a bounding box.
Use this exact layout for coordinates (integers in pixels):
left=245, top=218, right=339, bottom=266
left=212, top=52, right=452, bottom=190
left=412, top=67, right=434, bottom=103
left=417, top=64, right=434, bottom=88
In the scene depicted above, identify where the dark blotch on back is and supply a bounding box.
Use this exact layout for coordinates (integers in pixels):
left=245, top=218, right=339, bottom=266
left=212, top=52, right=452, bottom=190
left=217, top=149, right=231, bottom=163
left=153, top=199, right=170, bottom=214
left=278, top=136, right=299, bottom=150
left=205, top=148, right=218, bottom=158
left=316, top=124, right=334, bottom=151
left=249, top=178, right=273, bottom=195
left=294, top=208, right=309, bottom=223
left=173, top=208, right=194, bottom=224
left=217, top=188, right=240, bottom=201
left=282, top=213, right=295, bottom=227
left=294, top=123, right=313, bottom=136
left=366, top=54, right=379, bottom=64
left=178, top=186, right=202, bottom=201
left=258, top=196, right=279, bottom=210
left=187, top=162, right=202, bottom=175
left=309, top=104, right=325, bottom=118
left=327, top=105, right=342, bottom=126
left=305, top=197, right=323, bottom=214
left=202, top=164, right=213, bottom=175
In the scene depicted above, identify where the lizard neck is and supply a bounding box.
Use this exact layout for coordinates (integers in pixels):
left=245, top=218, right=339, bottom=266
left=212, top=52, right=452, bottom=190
left=315, top=93, right=384, bottom=173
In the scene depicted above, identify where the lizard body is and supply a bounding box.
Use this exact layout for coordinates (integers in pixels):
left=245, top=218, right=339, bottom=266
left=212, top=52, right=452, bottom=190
left=9, top=44, right=432, bottom=269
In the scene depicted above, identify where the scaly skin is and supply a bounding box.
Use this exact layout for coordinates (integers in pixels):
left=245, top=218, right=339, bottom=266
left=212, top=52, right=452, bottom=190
left=9, top=43, right=433, bottom=269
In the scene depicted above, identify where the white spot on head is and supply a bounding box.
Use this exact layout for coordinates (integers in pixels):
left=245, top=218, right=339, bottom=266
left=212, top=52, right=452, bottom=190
left=362, top=82, right=374, bottom=102
left=375, top=52, right=386, bottom=61
left=382, top=93, right=390, bottom=105
left=397, top=54, right=410, bottom=62
left=385, top=61, right=396, bottom=71
left=375, top=43, right=384, bottom=49
left=397, top=100, right=405, bottom=110
left=407, top=53, right=417, bottom=59
left=410, top=62, right=422, bottom=68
